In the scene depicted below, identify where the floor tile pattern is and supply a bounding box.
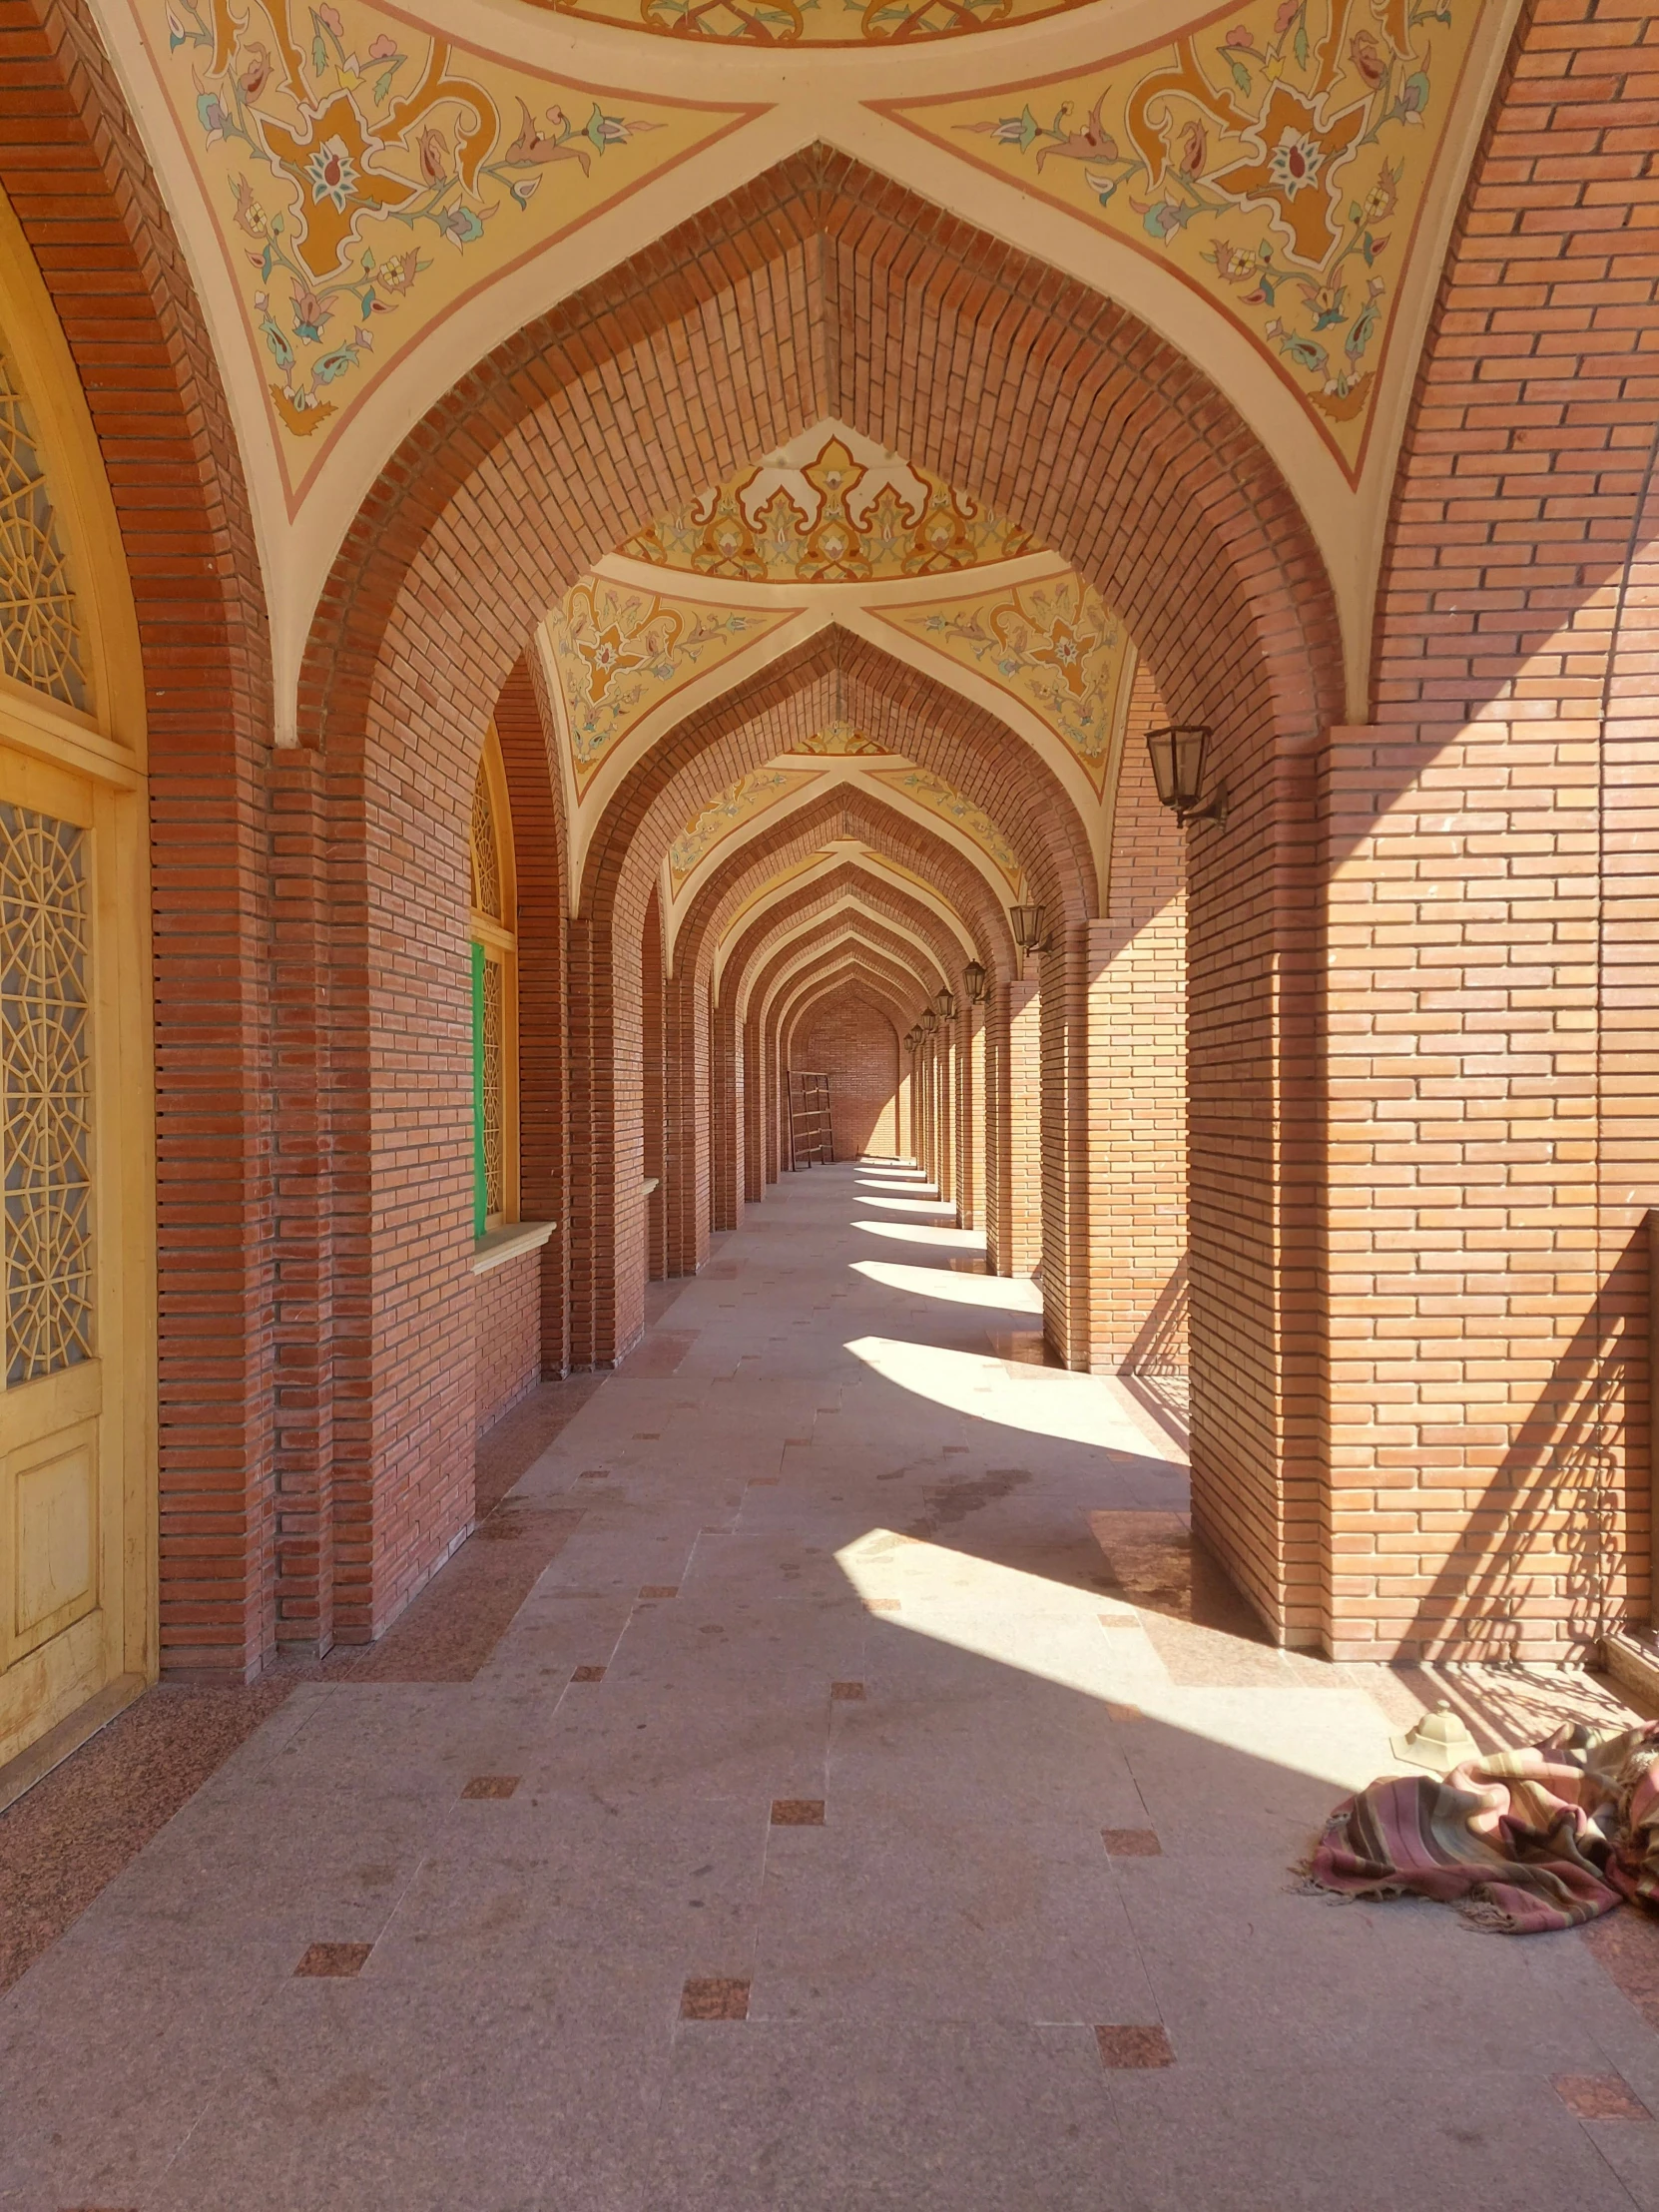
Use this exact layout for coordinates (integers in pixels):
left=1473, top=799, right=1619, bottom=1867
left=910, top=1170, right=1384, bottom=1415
left=4, top=1161, right=1659, bottom=2210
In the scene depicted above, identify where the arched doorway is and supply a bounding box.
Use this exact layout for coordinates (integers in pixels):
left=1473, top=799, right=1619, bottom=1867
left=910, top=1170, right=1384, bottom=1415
left=0, top=186, right=154, bottom=1774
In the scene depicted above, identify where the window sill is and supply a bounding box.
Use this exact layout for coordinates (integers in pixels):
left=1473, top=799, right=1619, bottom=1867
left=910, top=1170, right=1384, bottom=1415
left=472, top=1220, right=557, bottom=1276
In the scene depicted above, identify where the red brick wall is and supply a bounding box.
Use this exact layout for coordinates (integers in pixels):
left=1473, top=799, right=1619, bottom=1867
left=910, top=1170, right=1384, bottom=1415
left=798, top=993, right=901, bottom=1159
left=1330, top=0, right=1659, bottom=1660
left=474, top=1253, right=542, bottom=1435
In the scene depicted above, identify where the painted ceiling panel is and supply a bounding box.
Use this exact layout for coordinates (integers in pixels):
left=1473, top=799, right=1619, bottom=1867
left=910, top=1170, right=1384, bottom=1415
left=619, top=423, right=1035, bottom=583
left=668, top=768, right=822, bottom=888
left=546, top=576, right=796, bottom=796
left=867, top=766, right=1024, bottom=892
left=156, top=0, right=760, bottom=501
left=875, top=0, right=1481, bottom=477
left=523, top=0, right=1092, bottom=44
left=869, top=570, right=1129, bottom=796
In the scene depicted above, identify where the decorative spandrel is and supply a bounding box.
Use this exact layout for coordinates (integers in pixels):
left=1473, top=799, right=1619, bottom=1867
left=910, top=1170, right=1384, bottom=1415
left=0, top=350, right=88, bottom=714
left=1, top=804, right=93, bottom=1386
left=471, top=768, right=501, bottom=920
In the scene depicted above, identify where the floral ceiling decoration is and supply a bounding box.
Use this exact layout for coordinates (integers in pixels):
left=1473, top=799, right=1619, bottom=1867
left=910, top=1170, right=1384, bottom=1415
left=620, top=422, right=1034, bottom=583
left=867, top=767, right=1024, bottom=893
left=783, top=723, right=893, bottom=756
left=876, top=0, right=1479, bottom=475
left=522, top=0, right=1089, bottom=49
left=546, top=578, right=794, bottom=796
left=668, top=769, right=820, bottom=891
left=872, top=570, right=1131, bottom=796
left=153, top=0, right=758, bottom=499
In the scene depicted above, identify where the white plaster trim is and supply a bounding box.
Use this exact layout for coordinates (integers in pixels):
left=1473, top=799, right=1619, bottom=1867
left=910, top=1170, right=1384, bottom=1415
left=472, top=1220, right=557, bottom=1275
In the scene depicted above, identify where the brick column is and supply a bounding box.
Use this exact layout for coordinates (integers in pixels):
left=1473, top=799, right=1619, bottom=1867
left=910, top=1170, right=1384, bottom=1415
left=993, top=978, right=1042, bottom=1277
left=936, top=1028, right=955, bottom=1208
left=711, top=992, right=742, bottom=1232
left=663, top=965, right=710, bottom=1276
left=956, top=1003, right=984, bottom=1231
left=643, top=894, right=666, bottom=1283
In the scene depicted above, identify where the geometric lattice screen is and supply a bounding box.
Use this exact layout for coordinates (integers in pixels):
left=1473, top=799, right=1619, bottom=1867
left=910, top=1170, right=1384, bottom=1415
left=0, top=350, right=88, bottom=713
left=482, top=953, right=503, bottom=1218
left=471, top=770, right=500, bottom=921
left=1, top=803, right=93, bottom=1384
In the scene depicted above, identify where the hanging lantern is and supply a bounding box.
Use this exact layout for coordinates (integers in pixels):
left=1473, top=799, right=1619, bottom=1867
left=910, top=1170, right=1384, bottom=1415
left=963, top=959, right=987, bottom=1004
left=935, top=987, right=955, bottom=1022
left=1009, top=904, right=1048, bottom=954
left=921, top=1007, right=938, bottom=1034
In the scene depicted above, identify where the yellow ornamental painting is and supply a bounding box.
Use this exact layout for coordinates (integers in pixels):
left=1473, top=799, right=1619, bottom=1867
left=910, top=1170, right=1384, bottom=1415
left=621, top=424, right=1033, bottom=584
left=546, top=580, right=795, bottom=797
left=877, top=0, right=1479, bottom=476
left=873, top=570, right=1130, bottom=795
left=153, top=0, right=760, bottom=503
left=669, top=770, right=820, bottom=891
left=869, top=768, right=1023, bottom=894
left=525, top=0, right=1092, bottom=50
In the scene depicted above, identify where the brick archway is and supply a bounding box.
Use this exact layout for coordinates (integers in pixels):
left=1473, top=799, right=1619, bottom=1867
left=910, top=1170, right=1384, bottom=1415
left=288, top=141, right=1346, bottom=1645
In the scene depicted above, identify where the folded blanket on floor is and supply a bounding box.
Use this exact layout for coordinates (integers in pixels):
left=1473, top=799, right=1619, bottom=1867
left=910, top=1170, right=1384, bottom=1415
left=1305, top=1720, right=1659, bottom=1933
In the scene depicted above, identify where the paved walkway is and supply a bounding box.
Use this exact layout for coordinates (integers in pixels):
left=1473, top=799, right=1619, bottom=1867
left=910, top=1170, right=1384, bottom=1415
left=6, top=1160, right=1659, bottom=2210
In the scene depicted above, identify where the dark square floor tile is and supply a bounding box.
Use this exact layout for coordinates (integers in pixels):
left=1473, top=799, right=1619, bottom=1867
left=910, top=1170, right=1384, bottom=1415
left=681, top=1976, right=751, bottom=2021
left=293, top=1941, right=372, bottom=1978
left=1555, top=2072, right=1650, bottom=2119
left=634, top=1431, right=662, bottom=1440
left=1102, top=1828, right=1161, bottom=1857
left=1105, top=1702, right=1143, bottom=1722
left=461, top=1775, right=520, bottom=1799
left=865, top=1598, right=901, bottom=1614
left=571, top=1665, right=607, bottom=1683
left=830, top=1681, right=865, bottom=1701
left=640, top=1584, right=680, bottom=1599
left=578, top=1468, right=610, bottom=1480
left=1095, top=2024, right=1174, bottom=2069
left=749, top=1477, right=781, bottom=1488
left=1098, top=1614, right=1141, bottom=1631
left=771, top=1799, right=826, bottom=1826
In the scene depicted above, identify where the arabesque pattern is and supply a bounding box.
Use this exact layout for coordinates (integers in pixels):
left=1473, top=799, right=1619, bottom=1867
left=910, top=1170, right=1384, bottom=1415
left=1, top=804, right=93, bottom=1386
left=880, top=0, right=1479, bottom=473
left=869, top=766, right=1023, bottom=891
left=669, top=769, right=819, bottom=889
left=874, top=571, right=1129, bottom=793
left=521, top=0, right=1088, bottom=45
left=470, top=768, right=500, bottom=919
left=621, top=424, right=1034, bottom=582
left=546, top=580, right=790, bottom=796
left=0, top=351, right=87, bottom=713
left=157, top=0, right=756, bottom=487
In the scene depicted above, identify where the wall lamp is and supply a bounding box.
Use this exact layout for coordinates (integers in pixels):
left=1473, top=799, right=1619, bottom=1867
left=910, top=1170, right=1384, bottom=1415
left=921, top=1007, right=938, bottom=1035
left=963, top=960, right=988, bottom=1004
left=1009, top=903, right=1049, bottom=956
left=935, top=987, right=956, bottom=1022
left=904, top=1027, right=920, bottom=1051
left=1146, top=724, right=1228, bottom=830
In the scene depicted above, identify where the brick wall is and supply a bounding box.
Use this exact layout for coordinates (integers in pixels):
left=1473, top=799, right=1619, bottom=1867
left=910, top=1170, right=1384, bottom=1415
left=474, top=1253, right=543, bottom=1434
left=798, top=993, right=901, bottom=1160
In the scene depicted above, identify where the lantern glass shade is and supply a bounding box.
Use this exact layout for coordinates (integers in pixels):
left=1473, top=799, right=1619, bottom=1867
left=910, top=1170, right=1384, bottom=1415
left=921, top=1007, right=938, bottom=1034
left=905, top=1028, right=919, bottom=1051
left=963, top=959, right=986, bottom=1002
left=1009, top=904, right=1046, bottom=953
left=1146, top=725, right=1211, bottom=815
left=935, top=988, right=955, bottom=1021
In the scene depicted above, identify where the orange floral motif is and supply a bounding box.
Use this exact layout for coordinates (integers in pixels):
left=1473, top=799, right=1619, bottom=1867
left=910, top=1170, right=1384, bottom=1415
left=880, top=0, right=1478, bottom=475
left=621, top=423, right=1032, bottom=583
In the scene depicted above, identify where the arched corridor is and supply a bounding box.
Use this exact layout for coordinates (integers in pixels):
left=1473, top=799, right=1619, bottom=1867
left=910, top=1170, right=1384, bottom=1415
left=1, top=0, right=1659, bottom=2192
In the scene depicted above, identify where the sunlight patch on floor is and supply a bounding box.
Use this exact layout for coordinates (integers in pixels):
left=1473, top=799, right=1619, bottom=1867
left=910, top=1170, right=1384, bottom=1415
left=833, top=1529, right=1401, bottom=1791
left=849, top=1259, right=1044, bottom=1312
left=851, top=1194, right=959, bottom=1215
left=851, top=1221, right=986, bottom=1251
left=845, top=1333, right=1182, bottom=1454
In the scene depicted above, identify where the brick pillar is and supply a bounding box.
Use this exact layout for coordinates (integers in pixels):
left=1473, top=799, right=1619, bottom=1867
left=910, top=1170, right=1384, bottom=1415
left=643, top=893, right=666, bottom=1283
left=1041, top=927, right=1090, bottom=1369
left=664, top=965, right=710, bottom=1276
left=743, top=1014, right=765, bottom=1199
left=956, top=1003, right=983, bottom=1231
left=1045, top=726, right=1188, bottom=1376
left=711, top=992, right=742, bottom=1231
left=896, top=1043, right=913, bottom=1163
left=566, top=914, right=646, bottom=1369
left=270, top=751, right=336, bottom=1658
left=997, top=978, right=1042, bottom=1277
left=936, top=1028, right=955, bottom=1208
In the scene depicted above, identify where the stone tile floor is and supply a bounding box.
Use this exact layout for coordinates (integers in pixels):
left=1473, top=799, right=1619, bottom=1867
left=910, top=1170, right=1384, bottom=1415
left=5, top=1159, right=1659, bottom=2208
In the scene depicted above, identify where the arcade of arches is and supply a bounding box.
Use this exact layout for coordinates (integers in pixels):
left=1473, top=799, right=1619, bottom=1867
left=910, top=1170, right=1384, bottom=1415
left=2, top=0, right=1659, bottom=2184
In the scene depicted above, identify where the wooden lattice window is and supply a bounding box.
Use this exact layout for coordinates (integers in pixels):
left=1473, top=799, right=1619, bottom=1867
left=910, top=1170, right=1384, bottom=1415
left=469, top=728, right=517, bottom=1234
left=1, top=802, right=92, bottom=1383
left=0, top=347, right=87, bottom=713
